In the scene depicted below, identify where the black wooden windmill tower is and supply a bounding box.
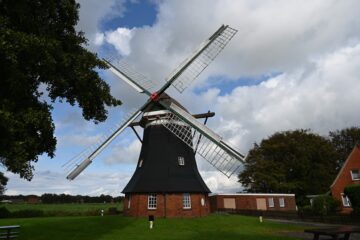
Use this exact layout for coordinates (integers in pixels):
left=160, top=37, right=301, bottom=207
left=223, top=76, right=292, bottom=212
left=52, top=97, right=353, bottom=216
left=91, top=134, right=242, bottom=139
left=64, top=25, right=246, bottom=217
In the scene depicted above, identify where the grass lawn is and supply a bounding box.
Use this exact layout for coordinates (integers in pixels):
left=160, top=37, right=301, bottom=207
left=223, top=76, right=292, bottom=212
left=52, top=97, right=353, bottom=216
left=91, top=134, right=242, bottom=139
left=1, top=203, right=122, bottom=215
left=0, top=214, right=305, bottom=240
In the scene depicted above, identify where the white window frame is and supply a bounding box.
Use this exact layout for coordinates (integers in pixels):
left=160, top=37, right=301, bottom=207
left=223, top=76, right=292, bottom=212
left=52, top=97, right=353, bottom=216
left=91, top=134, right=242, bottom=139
left=178, top=156, right=185, bottom=166
left=183, top=193, right=191, bottom=209
left=341, top=193, right=351, bottom=207
left=351, top=169, right=360, bottom=180
left=148, top=194, right=157, bottom=209
left=279, top=198, right=285, bottom=208
left=268, top=197, right=274, bottom=208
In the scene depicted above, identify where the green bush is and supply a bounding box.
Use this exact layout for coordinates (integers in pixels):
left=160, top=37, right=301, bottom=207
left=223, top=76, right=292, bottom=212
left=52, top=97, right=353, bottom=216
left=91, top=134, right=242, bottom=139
left=344, top=184, right=360, bottom=215
left=311, top=195, right=340, bottom=216
left=298, top=205, right=313, bottom=216
left=108, top=207, right=121, bottom=215
left=0, top=207, right=11, bottom=218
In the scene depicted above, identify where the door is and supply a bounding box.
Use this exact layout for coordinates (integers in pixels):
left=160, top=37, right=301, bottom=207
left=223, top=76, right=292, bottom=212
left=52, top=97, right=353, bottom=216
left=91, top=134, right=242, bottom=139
left=256, top=198, right=267, bottom=210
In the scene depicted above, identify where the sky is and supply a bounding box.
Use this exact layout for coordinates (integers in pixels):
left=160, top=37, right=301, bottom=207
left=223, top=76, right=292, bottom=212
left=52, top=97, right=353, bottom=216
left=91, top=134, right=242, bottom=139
left=3, top=0, right=360, bottom=196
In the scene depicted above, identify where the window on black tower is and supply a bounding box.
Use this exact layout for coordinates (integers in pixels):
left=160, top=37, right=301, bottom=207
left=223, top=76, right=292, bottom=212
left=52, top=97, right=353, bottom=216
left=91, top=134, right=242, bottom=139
left=148, top=194, right=157, bottom=209
left=178, top=156, right=185, bottom=166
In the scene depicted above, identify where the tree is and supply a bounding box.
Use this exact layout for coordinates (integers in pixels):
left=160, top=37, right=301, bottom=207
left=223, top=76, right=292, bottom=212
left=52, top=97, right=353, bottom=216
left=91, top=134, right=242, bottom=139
left=0, top=173, right=8, bottom=195
left=329, top=127, right=360, bottom=169
left=238, top=129, right=338, bottom=205
left=0, top=0, right=121, bottom=180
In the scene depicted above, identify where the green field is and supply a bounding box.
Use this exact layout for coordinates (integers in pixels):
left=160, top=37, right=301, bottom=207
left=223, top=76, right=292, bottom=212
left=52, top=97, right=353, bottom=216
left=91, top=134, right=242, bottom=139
left=2, top=203, right=123, bottom=212
left=1, top=203, right=123, bottom=216
left=0, top=214, right=305, bottom=240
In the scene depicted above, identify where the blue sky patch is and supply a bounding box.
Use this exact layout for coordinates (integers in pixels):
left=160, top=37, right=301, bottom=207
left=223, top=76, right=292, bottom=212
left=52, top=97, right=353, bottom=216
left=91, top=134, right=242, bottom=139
left=101, top=0, right=157, bottom=31
left=194, top=72, right=282, bottom=95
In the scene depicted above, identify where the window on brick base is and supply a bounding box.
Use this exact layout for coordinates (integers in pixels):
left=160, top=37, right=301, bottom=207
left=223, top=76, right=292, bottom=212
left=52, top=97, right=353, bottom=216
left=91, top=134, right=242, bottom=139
left=279, top=198, right=285, bottom=208
left=183, top=193, right=191, bottom=209
left=341, top=193, right=351, bottom=207
left=148, top=194, right=157, bottom=209
left=268, top=197, right=274, bottom=208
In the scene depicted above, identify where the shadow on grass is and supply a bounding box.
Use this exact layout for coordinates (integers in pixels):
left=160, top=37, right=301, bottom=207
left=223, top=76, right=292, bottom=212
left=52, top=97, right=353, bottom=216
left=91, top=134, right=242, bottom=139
left=3, top=216, right=137, bottom=240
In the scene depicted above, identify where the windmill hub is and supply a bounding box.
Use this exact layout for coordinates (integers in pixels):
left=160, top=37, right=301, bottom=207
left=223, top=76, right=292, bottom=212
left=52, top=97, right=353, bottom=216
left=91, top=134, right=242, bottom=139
left=150, top=91, right=160, bottom=102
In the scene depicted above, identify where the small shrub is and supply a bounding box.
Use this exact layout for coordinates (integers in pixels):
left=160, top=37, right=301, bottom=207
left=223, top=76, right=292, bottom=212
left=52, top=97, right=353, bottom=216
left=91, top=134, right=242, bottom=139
left=0, top=206, right=11, bottom=218
left=311, top=195, right=340, bottom=216
left=298, top=205, right=313, bottom=216
left=344, top=184, right=360, bottom=215
left=108, top=207, right=120, bottom=215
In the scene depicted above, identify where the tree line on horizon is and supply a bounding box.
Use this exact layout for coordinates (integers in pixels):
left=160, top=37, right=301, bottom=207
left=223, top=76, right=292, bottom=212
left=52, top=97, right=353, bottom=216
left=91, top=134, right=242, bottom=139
left=1, top=193, right=124, bottom=204
left=238, top=126, right=360, bottom=205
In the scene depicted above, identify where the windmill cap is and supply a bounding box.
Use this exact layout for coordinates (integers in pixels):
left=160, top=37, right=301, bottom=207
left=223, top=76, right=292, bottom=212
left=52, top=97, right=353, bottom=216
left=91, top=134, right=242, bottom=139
left=144, top=92, right=189, bottom=113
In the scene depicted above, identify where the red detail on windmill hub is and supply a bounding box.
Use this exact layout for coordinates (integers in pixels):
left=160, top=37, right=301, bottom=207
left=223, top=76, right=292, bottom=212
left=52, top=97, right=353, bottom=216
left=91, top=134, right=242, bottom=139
left=150, top=92, right=160, bottom=102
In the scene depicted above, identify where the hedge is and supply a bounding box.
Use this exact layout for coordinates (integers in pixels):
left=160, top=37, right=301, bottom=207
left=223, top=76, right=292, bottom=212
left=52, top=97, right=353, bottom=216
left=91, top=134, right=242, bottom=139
left=311, top=195, right=340, bottom=216
left=344, top=184, right=360, bottom=215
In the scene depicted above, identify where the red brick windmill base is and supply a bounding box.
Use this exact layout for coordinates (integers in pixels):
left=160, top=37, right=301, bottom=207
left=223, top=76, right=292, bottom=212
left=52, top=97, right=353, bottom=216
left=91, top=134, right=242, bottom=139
left=123, top=193, right=210, bottom=218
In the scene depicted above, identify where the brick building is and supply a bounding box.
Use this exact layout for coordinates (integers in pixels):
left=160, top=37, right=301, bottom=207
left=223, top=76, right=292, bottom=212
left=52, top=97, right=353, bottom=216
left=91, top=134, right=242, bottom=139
left=209, top=193, right=296, bottom=212
left=27, top=195, right=41, bottom=204
left=330, top=145, right=360, bottom=213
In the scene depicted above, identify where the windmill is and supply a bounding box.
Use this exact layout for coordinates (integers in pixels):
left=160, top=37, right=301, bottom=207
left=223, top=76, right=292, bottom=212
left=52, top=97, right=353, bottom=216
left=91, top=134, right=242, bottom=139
left=64, top=25, right=246, bottom=217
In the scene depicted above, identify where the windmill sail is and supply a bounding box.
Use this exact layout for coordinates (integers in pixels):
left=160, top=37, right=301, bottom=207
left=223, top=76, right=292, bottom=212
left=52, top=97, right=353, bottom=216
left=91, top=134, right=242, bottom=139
left=65, top=24, right=243, bottom=180
left=166, top=25, right=237, bottom=93
left=103, top=58, right=155, bottom=95
left=65, top=108, right=143, bottom=180
left=159, top=100, right=245, bottom=177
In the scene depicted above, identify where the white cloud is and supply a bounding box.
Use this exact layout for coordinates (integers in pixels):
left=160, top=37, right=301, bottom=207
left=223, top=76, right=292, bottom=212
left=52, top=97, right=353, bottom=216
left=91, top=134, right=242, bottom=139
left=202, top=171, right=242, bottom=193
left=103, top=139, right=141, bottom=164
left=76, top=0, right=126, bottom=48
left=94, top=32, right=105, bottom=45
left=105, top=27, right=135, bottom=56
left=211, top=43, right=360, bottom=150
left=101, top=0, right=360, bottom=84
left=58, top=133, right=103, bottom=148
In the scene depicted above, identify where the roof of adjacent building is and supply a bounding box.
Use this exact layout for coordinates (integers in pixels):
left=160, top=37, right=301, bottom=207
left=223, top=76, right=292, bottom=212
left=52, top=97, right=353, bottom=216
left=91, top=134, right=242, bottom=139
left=330, top=145, right=360, bottom=188
left=209, top=193, right=295, bottom=197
